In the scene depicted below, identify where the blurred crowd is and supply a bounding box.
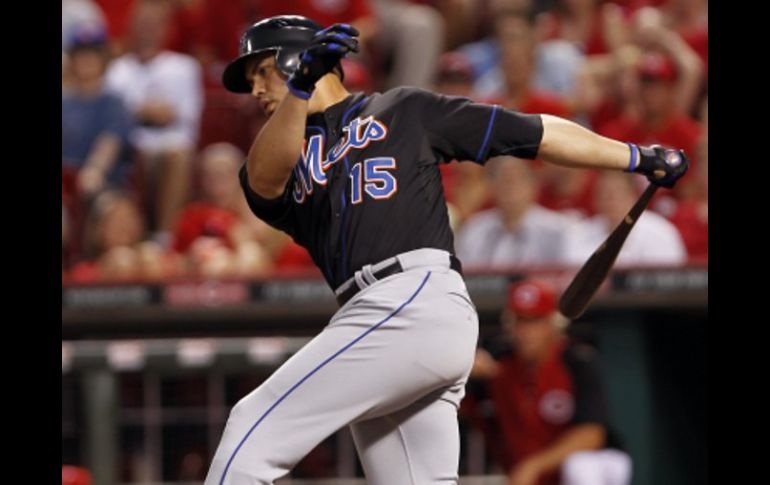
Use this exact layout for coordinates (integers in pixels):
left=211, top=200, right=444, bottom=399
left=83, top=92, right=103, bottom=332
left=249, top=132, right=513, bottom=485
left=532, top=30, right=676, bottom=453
left=62, top=0, right=708, bottom=284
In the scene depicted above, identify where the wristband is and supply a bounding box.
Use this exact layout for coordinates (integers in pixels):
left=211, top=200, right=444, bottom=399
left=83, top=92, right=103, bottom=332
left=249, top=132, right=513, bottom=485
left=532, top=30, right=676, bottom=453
left=626, top=143, right=639, bottom=172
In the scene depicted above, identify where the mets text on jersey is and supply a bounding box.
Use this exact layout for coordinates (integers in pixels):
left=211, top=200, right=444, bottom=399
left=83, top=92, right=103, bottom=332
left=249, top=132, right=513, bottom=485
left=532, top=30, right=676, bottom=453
left=292, top=116, right=392, bottom=203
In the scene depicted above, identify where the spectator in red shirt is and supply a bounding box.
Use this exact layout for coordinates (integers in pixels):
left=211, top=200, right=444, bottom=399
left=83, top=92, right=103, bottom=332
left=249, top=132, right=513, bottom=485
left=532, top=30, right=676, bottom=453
left=577, top=6, right=704, bottom=134
left=600, top=51, right=699, bottom=151
left=661, top=0, right=707, bottom=70
left=172, top=142, right=275, bottom=277
left=599, top=51, right=702, bottom=202
left=574, top=43, right=642, bottom=134
left=472, top=280, right=631, bottom=485
left=173, top=143, right=245, bottom=254
left=632, top=6, right=704, bottom=116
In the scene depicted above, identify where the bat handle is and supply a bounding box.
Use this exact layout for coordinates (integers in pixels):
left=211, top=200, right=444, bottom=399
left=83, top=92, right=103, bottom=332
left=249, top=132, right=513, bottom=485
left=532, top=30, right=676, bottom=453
left=622, top=183, right=659, bottom=227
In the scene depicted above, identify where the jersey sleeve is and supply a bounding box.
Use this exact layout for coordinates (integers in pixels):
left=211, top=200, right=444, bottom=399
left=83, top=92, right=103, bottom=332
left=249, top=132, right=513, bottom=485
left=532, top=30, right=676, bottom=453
left=239, top=163, right=296, bottom=237
left=562, top=343, right=611, bottom=427
left=413, top=89, right=544, bottom=164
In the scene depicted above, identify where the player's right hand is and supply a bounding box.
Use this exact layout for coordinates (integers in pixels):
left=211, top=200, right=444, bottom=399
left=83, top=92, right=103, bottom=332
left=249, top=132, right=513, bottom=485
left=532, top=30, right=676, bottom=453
left=287, top=24, right=359, bottom=100
left=633, top=144, right=690, bottom=188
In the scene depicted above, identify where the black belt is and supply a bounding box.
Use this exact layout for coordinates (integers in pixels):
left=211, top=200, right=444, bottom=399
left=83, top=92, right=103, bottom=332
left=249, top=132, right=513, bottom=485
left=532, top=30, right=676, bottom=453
left=335, top=255, right=463, bottom=307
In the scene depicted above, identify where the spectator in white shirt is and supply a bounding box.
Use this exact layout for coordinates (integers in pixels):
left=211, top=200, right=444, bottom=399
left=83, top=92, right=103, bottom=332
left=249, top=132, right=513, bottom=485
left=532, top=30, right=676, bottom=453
left=105, top=0, right=203, bottom=241
left=565, top=171, right=687, bottom=268
left=455, top=157, right=573, bottom=269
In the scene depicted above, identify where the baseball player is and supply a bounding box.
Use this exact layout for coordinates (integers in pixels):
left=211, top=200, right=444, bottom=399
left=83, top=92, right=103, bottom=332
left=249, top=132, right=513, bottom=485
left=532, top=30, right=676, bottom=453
left=205, top=15, right=689, bottom=485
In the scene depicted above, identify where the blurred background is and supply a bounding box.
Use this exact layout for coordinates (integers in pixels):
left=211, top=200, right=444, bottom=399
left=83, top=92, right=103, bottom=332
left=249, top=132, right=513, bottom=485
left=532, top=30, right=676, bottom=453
left=61, top=0, right=707, bottom=484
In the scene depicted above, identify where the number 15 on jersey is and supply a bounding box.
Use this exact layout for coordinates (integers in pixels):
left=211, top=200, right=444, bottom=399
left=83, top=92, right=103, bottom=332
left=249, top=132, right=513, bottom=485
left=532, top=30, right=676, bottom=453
left=349, top=157, right=398, bottom=204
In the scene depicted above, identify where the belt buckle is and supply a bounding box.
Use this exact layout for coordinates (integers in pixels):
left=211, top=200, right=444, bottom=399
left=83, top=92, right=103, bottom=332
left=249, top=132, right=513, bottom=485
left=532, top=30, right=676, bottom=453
left=336, top=253, right=459, bottom=307
left=336, top=261, right=394, bottom=307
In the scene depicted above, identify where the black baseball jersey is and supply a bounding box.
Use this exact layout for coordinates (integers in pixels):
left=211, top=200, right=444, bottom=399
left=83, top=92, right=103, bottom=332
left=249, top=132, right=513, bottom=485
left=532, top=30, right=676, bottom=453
left=240, top=87, right=544, bottom=289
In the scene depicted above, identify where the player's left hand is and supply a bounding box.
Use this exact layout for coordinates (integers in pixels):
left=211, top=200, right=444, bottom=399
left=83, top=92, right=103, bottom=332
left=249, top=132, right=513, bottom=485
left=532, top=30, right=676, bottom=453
left=508, top=459, right=542, bottom=485
left=633, top=144, right=689, bottom=188
left=287, top=24, right=359, bottom=100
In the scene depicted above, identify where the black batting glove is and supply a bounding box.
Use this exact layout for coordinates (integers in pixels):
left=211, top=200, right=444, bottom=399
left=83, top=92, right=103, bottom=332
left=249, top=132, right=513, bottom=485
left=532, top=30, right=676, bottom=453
left=287, top=24, right=360, bottom=100
left=627, top=143, right=690, bottom=188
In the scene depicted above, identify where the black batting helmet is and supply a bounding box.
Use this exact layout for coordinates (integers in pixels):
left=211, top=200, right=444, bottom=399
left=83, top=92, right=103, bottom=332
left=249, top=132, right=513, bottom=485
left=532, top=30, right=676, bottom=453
left=223, top=15, right=323, bottom=93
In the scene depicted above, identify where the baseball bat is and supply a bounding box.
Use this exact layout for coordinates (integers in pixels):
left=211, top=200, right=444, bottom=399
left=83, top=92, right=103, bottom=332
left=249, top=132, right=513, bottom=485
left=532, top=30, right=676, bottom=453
left=559, top=182, right=659, bottom=319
